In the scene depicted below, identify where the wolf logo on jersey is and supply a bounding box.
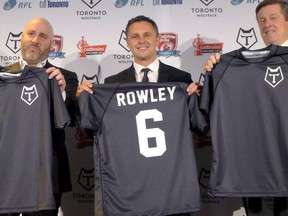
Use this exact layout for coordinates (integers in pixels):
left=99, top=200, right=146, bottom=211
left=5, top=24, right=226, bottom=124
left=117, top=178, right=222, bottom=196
left=264, top=66, right=284, bottom=88
left=21, top=84, right=38, bottom=105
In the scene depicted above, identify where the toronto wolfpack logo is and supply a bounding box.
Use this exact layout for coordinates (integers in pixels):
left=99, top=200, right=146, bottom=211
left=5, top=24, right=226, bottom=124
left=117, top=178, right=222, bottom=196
left=21, top=85, right=38, bottom=105
left=200, top=0, right=214, bottom=6
left=264, top=66, right=284, bottom=88
left=198, top=168, right=210, bottom=189
left=236, top=28, right=257, bottom=49
left=6, top=32, right=22, bottom=54
left=82, top=0, right=101, bottom=9
left=78, top=168, right=95, bottom=191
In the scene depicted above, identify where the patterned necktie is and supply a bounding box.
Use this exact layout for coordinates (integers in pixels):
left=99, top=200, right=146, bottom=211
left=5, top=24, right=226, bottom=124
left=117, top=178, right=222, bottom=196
left=141, top=68, right=150, bottom=83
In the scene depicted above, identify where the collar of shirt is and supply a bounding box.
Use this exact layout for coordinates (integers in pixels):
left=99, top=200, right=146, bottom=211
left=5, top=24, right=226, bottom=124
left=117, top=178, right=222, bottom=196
left=281, top=40, right=288, bottom=47
left=19, top=58, right=47, bottom=70
left=134, top=59, right=159, bottom=82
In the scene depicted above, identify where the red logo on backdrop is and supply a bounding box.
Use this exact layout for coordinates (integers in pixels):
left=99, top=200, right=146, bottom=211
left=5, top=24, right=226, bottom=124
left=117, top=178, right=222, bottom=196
left=157, top=33, right=180, bottom=57
left=193, top=34, right=223, bottom=56
left=49, top=35, right=65, bottom=59
left=77, top=36, right=107, bottom=58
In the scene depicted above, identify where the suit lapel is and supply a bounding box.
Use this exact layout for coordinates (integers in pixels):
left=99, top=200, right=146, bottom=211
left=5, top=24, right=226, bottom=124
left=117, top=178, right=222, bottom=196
left=124, top=65, right=137, bottom=82
left=157, top=61, right=170, bottom=82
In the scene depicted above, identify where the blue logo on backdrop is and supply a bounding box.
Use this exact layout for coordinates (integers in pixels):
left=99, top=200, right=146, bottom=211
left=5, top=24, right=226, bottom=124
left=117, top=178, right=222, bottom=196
left=115, top=0, right=129, bottom=8
left=3, top=0, right=17, bottom=10
left=231, top=0, right=263, bottom=5
left=39, top=0, right=69, bottom=8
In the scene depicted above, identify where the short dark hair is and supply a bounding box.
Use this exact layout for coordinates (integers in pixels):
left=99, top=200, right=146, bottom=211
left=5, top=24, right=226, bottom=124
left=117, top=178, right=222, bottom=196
left=125, top=15, right=159, bottom=36
left=256, top=0, right=288, bottom=21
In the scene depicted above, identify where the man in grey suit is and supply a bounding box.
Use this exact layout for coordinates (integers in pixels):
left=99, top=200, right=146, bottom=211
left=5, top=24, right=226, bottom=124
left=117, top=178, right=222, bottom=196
left=77, top=15, right=200, bottom=216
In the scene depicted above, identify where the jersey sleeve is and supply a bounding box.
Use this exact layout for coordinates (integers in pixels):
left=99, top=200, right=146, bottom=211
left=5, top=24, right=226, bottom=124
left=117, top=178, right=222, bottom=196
left=189, top=93, right=208, bottom=134
left=50, top=78, right=71, bottom=129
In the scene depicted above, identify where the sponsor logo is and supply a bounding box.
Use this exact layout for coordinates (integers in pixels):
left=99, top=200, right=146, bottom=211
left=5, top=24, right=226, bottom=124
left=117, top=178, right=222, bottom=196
left=265, top=66, right=284, bottom=88
left=236, top=28, right=257, bottom=49
left=115, top=0, right=129, bottom=8
left=77, top=36, right=107, bottom=58
left=21, top=85, right=38, bottom=105
left=192, top=34, right=223, bottom=56
left=3, top=0, right=17, bottom=10
left=75, top=128, right=93, bottom=148
left=157, top=33, right=180, bottom=57
left=231, top=0, right=263, bottom=5
left=115, top=0, right=144, bottom=7
left=6, top=32, right=22, bottom=54
left=49, top=35, right=65, bottom=59
left=39, top=0, right=69, bottom=8
left=153, top=0, right=182, bottom=5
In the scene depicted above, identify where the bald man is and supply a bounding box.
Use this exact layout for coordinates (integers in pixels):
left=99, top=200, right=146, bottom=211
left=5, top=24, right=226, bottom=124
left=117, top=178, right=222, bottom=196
left=0, top=18, right=78, bottom=216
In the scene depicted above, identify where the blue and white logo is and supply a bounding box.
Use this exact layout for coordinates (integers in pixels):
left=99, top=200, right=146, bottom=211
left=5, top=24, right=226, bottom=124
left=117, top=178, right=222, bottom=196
left=3, top=0, right=17, bottom=10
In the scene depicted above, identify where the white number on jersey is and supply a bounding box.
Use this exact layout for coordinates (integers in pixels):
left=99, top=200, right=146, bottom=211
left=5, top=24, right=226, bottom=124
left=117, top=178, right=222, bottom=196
left=136, top=109, right=166, bottom=157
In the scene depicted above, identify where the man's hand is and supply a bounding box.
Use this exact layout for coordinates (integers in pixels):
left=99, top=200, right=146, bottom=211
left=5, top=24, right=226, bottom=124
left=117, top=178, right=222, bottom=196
left=187, top=82, right=202, bottom=96
left=76, top=81, right=94, bottom=98
left=46, top=67, right=66, bottom=93
left=203, top=53, right=221, bottom=72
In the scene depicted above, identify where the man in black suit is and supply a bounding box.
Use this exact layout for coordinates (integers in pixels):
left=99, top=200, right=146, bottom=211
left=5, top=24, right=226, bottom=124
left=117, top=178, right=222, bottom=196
left=77, top=15, right=199, bottom=216
left=1, top=17, right=78, bottom=216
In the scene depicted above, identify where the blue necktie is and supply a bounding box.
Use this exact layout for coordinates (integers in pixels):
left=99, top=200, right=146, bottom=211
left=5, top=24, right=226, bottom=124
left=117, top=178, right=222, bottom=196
left=141, top=68, right=150, bottom=83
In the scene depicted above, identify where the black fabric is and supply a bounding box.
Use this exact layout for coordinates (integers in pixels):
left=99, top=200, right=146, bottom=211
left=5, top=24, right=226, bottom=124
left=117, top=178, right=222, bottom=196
left=79, top=82, right=207, bottom=216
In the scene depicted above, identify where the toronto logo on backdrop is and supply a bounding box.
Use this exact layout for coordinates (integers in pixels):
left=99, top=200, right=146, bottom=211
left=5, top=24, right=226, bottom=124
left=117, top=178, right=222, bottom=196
left=236, top=28, right=258, bottom=49
left=6, top=32, right=22, bottom=54
left=191, top=0, right=223, bottom=17
left=192, top=34, right=223, bottom=56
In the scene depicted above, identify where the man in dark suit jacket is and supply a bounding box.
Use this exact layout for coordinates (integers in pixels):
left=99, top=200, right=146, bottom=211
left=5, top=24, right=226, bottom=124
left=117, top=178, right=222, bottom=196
left=0, top=18, right=78, bottom=216
left=77, top=15, right=200, bottom=216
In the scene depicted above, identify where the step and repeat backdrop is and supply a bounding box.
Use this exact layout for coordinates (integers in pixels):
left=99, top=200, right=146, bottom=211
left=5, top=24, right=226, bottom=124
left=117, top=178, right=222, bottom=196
left=0, top=0, right=269, bottom=216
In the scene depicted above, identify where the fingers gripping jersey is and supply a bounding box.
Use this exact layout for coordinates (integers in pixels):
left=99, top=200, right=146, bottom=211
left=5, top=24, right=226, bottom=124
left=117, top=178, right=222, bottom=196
left=0, top=66, right=70, bottom=213
left=79, top=82, right=207, bottom=216
left=200, top=45, right=288, bottom=197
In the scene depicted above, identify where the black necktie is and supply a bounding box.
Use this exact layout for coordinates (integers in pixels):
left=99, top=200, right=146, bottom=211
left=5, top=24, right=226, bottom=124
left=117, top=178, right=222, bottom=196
left=141, top=68, right=150, bottom=83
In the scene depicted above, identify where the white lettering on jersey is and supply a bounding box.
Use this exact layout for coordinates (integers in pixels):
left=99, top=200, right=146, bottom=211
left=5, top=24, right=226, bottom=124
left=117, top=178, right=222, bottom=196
left=264, top=66, right=284, bottom=88
left=116, top=86, right=176, bottom=106
left=21, top=84, right=38, bottom=105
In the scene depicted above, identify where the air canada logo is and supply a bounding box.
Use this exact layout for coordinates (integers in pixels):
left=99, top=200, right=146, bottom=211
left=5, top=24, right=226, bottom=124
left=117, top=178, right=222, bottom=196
left=21, top=85, right=38, bottom=105
left=157, top=33, right=180, bottom=57
left=265, top=66, right=284, bottom=88
left=192, top=34, right=223, bottom=56
left=82, top=0, right=101, bottom=9
left=200, top=0, right=214, bottom=6
left=49, top=35, right=65, bottom=59
left=77, top=36, right=107, bottom=58
left=6, top=32, right=22, bottom=54
left=78, top=168, right=95, bottom=191
left=236, top=28, right=257, bottom=49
